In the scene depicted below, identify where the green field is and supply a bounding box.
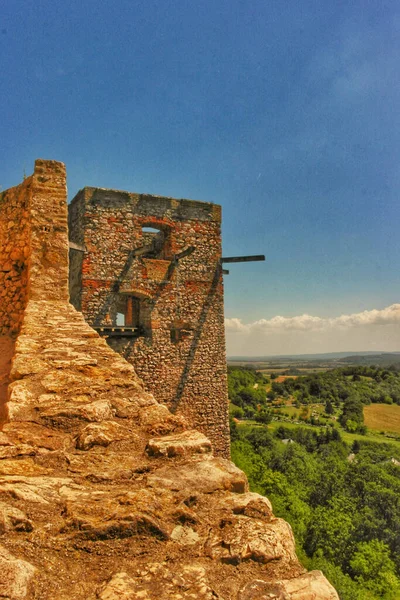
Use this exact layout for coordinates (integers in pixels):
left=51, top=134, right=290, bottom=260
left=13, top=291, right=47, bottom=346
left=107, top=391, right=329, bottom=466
left=238, top=418, right=400, bottom=450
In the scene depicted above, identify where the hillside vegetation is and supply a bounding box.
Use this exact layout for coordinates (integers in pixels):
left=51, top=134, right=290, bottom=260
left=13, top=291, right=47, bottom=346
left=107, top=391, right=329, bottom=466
left=231, top=422, right=400, bottom=600
left=228, top=364, right=400, bottom=438
left=229, top=365, right=400, bottom=599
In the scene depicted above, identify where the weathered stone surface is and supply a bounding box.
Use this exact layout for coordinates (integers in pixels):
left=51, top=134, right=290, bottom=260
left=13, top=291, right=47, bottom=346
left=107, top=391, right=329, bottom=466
left=146, top=430, right=212, bottom=458
left=0, top=475, right=72, bottom=504
left=0, top=443, right=36, bottom=460
left=170, top=524, right=200, bottom=545
left=3, top=422, right=71, bottom=451
left=238, top=571, right=339, bottom=599
left=98, top=565, right=222, bottom=600
left=0, top=501, right=33, bottom=533
left=206, top=515, right=297, bottom=566
left=0, top=177, right=30, bottom=337
left=139, top=404, right=187, bottom=435
left=75, top=421, right=128, bottom=450
left=40, top=399, right=114, bottom=424
left=97, top=572, right=137, bottom=600
left=148, top=457, right=248, bottom=494
left=0, top=545, right=36, bottom=600
left=0, top=458, right=49, bottom=476
left=223, top=491, right=274, bottom=519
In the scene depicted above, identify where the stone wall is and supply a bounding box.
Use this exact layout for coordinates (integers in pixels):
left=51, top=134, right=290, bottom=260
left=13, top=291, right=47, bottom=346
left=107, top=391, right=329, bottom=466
left=0, top=160, right=69, bottom=338
left=0, top=176, right=31, bottom=336
left=68, top=188, right=85, bottom=309
left=29, top=159, right=69, bottom=302
left=68, top=188, right=230, bottom=457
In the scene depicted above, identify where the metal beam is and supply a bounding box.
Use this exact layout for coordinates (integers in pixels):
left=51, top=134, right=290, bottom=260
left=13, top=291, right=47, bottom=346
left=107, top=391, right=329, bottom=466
left=221, top=254, right=265, bottom=264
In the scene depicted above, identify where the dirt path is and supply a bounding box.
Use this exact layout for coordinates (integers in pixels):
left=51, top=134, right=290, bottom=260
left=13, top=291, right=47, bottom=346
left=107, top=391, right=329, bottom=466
left=0, top=336, right=15, bottom=428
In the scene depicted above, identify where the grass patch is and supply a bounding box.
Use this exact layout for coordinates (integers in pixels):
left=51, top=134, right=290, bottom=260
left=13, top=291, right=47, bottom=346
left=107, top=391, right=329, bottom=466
left=239, top=418, right=400, bottom=450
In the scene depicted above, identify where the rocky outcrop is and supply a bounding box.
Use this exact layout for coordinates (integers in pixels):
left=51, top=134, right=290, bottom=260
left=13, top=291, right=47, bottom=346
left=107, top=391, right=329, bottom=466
left=0, top=298, right=339, bottom=599
left=0, top=160, right=339, bottom=599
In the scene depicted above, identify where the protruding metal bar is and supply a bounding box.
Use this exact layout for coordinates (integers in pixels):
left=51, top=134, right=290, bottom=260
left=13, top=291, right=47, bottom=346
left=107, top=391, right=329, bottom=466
left=222, top=269, right=230, bottom=275
left=221, top=254, right=265, bottom=264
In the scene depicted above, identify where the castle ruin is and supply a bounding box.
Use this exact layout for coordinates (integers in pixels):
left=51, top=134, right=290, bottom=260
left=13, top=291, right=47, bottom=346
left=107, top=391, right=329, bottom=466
left=68, top=186, right=229, bottom=456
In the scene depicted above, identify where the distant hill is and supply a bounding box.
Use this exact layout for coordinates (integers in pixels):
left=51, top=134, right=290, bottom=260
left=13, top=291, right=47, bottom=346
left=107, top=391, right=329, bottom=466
left=228, top=351, right=400, bottom=362
left=340, top=353, right=400, bottom=366
left=227, top=351, right=400, bottom=371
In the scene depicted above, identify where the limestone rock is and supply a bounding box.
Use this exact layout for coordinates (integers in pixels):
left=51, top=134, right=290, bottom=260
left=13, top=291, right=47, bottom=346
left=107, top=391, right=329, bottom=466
left=39, top=398, right=114, bottom=424
left=0, top=501, right=33, bottom=534
left=59, top=484, right=169, bottom=541
left=146, top=430, right=212, bottom=458
left=72, top=513, right=169, bottom=541
left=170, top=524, right=200, bottom=545
left=223, top=491, right=274, bottom=519
left=63, top=451, right=142, bottom=481
left=0, top=458, right=49, bottom=476
left=75, top=421, right=128, bottom=450
left=10, top=354, right=47, bottom=379
left=0, top=443, right=36, bottom=460
left=98, top=564, right=222, bottom=600
left=148, top=457, right=248, bottom=494
left=0, top=545, right=36, bottom=600
left=206, top=515, right=297, bottom=566
left=3, top=422, right=71, bottom=451
left=139, top=404, right=187, bottom=435
left=0, top=475, right=71, bottom=505
left=238, top=570, right=339, bottom=599
left=6, top=380, right=35, bottom=421
left=97, top=572, right=137, bottom=600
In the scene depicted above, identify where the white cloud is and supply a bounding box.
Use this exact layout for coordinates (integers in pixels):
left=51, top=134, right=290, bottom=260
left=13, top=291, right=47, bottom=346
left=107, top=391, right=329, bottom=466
left=225, top=304, right=400, bottom=334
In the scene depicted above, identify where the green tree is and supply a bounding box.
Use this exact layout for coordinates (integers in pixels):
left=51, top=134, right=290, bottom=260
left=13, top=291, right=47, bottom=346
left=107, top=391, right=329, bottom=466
left=325, top=399, right=334, bottom=415
left=305, top=496, right=357, bottom=565
left=255, top=409, right=272, bottom=425
left=350, top=540, right=400, bottom=599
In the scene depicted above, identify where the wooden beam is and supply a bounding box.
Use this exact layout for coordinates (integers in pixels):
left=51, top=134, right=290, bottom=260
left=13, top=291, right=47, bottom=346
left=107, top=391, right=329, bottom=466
left=221, top=254, right=265, bottom=264
left=132, top=244, right=154, bottom=257
left=69, top=241, right=85, bottom=252
left=174, top=246, right=195, bottom=261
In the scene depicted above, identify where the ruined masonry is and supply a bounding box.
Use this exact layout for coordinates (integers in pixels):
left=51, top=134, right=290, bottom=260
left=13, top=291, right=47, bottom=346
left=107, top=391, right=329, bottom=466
left=0, top=159, right=338, bottom=600
left=68, top=186, right=229, bottom=456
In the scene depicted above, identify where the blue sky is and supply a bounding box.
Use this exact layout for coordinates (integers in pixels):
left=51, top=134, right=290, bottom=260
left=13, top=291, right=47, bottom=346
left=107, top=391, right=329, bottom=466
left=1, top=0, right=400, bottom=355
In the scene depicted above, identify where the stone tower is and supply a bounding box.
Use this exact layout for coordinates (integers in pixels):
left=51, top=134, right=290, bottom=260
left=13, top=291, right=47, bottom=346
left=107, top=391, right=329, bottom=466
left=68, top=187, right=230, bottom=456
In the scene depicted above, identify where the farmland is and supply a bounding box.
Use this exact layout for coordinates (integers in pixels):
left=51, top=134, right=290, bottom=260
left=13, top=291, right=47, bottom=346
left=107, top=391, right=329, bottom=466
left=364, top=403, right=400, bottom=434
left=228, top=360, right=400, bottom=446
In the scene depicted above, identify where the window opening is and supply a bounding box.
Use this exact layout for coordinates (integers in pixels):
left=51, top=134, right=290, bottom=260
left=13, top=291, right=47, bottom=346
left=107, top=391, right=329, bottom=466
left=116, top=312, right=125, bottom=326
left=140, top=225, right=171, bottom=259
left=142, top=226, right=161, bottom=234
left=125, top=297, right=141, bottom=327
